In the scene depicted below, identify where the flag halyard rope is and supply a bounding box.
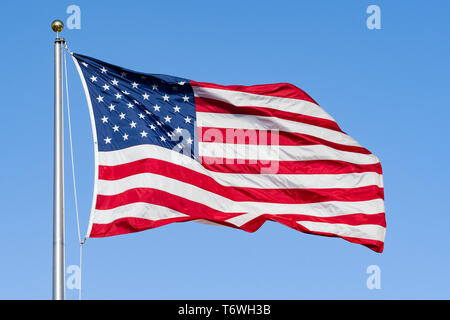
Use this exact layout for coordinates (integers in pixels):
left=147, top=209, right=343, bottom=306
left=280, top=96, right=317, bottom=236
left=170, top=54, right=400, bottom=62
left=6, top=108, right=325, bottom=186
left=63, top=44, right=86, bottom=300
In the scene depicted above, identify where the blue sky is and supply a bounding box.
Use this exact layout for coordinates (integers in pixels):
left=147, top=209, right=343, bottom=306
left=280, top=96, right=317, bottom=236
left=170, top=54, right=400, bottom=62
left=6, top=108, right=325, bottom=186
left=0, top=0, right=449, bottom=299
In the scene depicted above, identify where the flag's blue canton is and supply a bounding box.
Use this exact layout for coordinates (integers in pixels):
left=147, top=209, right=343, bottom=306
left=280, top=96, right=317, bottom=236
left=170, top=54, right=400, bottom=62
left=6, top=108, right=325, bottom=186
left=73, top=53, right=197, bottom=158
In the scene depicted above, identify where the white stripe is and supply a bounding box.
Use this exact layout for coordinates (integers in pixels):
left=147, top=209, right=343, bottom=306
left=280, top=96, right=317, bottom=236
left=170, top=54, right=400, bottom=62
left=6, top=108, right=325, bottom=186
left=192, top=85, right=335, bottom=121
left=197, top=112, right=360, bottom=147
left=296, top=221, right=386, bottom=242
left=211, top=169, right=382, bottom=189
left=193, top=219, right=226, bottom=227
left=93, top=202, right=188, bottom=224
left=98, top=144, right=382, bottom=189
left=102, top=166, right=381, bottom=190
left=96, top=172, right=385, bottom=218
left=199, top=142, right=379, bottom=165
left=98, top=144, right=204, bottom=167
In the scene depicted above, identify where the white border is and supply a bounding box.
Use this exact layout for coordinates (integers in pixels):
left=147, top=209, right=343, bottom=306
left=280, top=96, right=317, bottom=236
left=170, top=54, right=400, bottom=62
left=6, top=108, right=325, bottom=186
left=71, top=54, right=99, bottom=238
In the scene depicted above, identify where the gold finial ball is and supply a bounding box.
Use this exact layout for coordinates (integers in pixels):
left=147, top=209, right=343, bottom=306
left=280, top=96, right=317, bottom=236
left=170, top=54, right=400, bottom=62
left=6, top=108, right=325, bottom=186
left=51, top=20, right=64, bottom=33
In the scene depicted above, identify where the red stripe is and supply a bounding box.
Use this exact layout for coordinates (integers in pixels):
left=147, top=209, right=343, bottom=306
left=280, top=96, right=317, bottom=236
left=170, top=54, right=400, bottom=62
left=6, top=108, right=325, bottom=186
left=236, top=214, right=385, bottom=253
left=195, top=96, right=342, bottom=132
left=98, top=158, right=384, bottom=204
left=90, top=216, right=192, bottom=238
left=198, top=127, right=372, bottom=154
left=90, top=216, right=242, bottom=238
left=275, top=213, right=386, bottom=227
left=89, top=215, right=384, bottom=252
left=92, top=188, right=385, bottom=252
left=191, top=80, right=318, bottom=104
left=96, top=188, right=243, bottom=221
left=199, top=157, right=383, bottom=175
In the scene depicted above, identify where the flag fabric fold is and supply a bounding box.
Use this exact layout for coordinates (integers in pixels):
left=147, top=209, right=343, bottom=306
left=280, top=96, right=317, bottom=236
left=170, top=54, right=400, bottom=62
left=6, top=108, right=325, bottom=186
left=72, top=53, right=386, bottom=252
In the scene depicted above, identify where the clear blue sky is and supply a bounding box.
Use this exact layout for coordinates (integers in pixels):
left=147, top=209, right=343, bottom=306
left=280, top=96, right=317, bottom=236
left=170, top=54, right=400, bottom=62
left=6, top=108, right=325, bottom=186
left=1, top=0, right=449, bottom=299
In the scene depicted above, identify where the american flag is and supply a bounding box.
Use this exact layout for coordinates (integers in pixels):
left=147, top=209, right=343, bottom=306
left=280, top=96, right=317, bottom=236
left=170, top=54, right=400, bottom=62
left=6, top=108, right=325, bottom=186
left=72, top=53, right=386, bottom=252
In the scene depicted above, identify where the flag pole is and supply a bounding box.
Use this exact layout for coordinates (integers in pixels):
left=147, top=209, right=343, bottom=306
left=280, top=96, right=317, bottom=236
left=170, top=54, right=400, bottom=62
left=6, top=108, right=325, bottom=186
left=51, top=19, right=65, bottom=300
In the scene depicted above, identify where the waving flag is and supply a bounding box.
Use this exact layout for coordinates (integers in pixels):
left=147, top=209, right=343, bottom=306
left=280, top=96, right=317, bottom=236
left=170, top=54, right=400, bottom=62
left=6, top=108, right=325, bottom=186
left=72, top=53, right=386, bottom=252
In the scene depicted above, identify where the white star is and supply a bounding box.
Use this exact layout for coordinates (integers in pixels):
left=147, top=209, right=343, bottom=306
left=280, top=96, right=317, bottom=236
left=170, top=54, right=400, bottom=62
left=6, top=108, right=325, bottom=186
left=115, top=93, right=122, bottom=99
left=100, top=67, right=107, bottom=74
left=122, top=133, right=129, bottom=140
left=90, top=76, right=97, bottom=82
left=156, top=121, right=162, bottom=126
left=133, top=99, right=140, bottom=105
left=152, top=84, right=158, bottom=90
left=164, top=115, right=171, bottom=123
left=138, top=113, right=145, bottom=119
left=108, top=104, right=116, bottom=111
left=119, top=112, right=126, bottom=120
left=131, top=82, right=139, bottom=89
left=153, top=104, right=160, bottom=112
left=127, top=103, right=134, bottom=109
left=173, top=105, right=181, bottom=112
left=121, top=72, right=127, bottom=77
left=178, top=81, right=186, bottom=85
left=104, top=137, right=111, bottom=144
left=149, top=124, right=156, bottom=130
left=102, top=84, right=110, bottom=91
left=184, top=116, right=192, bottom=123
left=140, top=130, right=148, bottom=137
left=183, top=95, right=189, bottom=102
left=160, top=136, right=166, bottom=142
left=111, top=78, right=119, bottom=86
left=186, top=137, right=193, bottom=145
left=122, top=90, right=130, bottom=95
left=112, top=125, right=120, bottom=132
left=96, top=95, right=104, bottom=103
left=175, top=127, right=183, bottom=133
left=81, top=62, right=88, bottom=67
left=145, top=110, right=152, bottom=115
left=142, top=93, right=150, bottom=100
left=162, top=94, right=170, bottom=101
left=130, top=121, right=137, bottom=128
left=101, top=116, right=108, bottom=123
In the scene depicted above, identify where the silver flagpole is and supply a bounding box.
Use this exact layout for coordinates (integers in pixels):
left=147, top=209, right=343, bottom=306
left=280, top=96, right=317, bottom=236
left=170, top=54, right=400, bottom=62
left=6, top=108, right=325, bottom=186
left=51, top=19, right=65, bottom=300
